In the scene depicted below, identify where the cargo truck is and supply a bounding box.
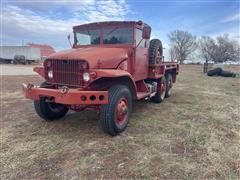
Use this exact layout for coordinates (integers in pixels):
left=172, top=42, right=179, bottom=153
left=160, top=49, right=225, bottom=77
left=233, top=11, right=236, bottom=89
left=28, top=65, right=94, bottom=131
left=23, top=21, right=179, bottom=136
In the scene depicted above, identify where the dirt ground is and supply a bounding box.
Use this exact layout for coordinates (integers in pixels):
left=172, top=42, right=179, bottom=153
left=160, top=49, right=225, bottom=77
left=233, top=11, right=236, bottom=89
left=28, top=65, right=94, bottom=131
left=1, top=65, right=240, bottom=179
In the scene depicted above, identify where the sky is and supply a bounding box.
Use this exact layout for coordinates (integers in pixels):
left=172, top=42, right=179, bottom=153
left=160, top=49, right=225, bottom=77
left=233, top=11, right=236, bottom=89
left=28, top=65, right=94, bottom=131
left=1, top=0, right=239, bottom=57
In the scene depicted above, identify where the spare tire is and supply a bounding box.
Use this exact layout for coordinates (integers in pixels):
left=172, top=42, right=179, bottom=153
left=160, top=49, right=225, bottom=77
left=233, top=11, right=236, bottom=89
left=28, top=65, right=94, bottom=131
left=207, top=68, right=222, bottom=76
left=149, top=39, right=163, bottom=64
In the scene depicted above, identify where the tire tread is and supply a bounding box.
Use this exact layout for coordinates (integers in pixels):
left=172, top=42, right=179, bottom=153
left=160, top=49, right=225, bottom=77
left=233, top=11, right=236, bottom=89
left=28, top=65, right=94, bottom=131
left=100, top=85, right=132, bottom=136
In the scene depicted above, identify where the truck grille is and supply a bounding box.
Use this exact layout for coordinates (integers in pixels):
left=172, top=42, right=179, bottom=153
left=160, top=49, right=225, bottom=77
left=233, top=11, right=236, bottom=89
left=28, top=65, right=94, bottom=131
left=44, top=59, right=88, bottom=87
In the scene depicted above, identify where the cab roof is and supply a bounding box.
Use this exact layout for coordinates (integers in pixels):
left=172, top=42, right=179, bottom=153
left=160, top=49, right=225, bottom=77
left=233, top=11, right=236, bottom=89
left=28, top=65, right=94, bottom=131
left=73, top=20, right=150, bottom=29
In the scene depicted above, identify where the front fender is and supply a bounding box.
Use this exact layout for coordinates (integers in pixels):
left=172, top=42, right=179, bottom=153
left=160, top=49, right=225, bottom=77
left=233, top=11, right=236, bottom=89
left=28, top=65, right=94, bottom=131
left=92, top=69, right=133, bottom=79
left=33, top=66, right=45, bottom=78
left=89, top=69, right=137, bottom=98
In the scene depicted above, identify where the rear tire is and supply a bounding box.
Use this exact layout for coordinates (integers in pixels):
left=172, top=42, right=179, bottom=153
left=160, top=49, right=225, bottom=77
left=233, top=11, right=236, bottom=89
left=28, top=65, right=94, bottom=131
left=165, top=73, right=173, bottom=98
left=33, top=82, right=68, bottom=121
left=151, top=76, right=166, bottom=103
left=100, top=85, right=132, bottom=136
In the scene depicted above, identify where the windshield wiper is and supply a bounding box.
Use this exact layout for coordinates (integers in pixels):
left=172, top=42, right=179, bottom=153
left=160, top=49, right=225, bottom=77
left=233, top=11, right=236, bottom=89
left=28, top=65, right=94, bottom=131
left=106, top=27, right=119, bottom=36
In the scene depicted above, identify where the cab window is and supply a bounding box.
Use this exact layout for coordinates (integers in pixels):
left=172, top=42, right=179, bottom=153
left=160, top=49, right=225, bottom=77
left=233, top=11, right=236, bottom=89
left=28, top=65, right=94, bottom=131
left=136, top=29, right=145, bottom=48
left=103, top=27, right=133, bottom=44
left=75, top=29, right=100, bottom=45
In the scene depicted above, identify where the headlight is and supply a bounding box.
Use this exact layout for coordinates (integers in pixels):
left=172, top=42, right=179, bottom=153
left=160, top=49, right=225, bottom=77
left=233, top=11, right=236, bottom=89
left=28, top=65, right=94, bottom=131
left=48, top=70, right=53, bottom=79
left=83, top=72, right=90, bottom=82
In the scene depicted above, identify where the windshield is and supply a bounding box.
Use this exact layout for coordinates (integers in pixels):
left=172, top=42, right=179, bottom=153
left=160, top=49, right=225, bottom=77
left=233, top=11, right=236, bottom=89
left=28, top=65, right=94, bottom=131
left=75, top=29, right=100, bottom=45
left=74, top=27, right=133, bottom=46
left=103, top=27, right=132, bottom=44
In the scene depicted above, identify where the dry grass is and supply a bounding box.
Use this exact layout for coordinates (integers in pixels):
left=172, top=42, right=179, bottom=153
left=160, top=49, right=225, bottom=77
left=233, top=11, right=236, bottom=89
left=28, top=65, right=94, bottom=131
left=1, top=65, right=240, bottom=179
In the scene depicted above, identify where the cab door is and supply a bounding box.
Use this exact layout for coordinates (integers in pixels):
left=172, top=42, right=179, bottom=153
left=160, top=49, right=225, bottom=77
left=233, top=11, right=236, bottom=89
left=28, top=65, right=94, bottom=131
left=133, top=28, right=148, bottom=81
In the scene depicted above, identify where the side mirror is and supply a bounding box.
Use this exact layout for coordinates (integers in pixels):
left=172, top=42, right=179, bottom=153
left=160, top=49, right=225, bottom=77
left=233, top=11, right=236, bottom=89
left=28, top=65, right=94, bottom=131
left=142, top=26, right=151, bottom=39
left=67, top=33, right=72, bottom=47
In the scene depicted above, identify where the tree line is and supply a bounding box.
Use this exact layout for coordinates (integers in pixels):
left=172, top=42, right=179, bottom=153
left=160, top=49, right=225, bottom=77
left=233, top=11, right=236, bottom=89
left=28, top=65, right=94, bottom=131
left=168, top=30, right=240, bottom=64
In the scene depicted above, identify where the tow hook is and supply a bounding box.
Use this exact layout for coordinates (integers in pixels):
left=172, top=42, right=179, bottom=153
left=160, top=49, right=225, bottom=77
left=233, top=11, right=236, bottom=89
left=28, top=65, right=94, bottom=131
left=61, top=86, right=69, bottom=94
left=22, top=83, right=34, bottom=90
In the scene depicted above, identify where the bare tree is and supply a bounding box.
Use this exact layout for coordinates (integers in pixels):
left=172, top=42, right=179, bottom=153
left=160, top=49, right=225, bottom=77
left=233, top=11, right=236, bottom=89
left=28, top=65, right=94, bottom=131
left=198, top=34, right=240, bottom=63
left=169, top=46, right=178, bottom=61
left=198, top=36, right=215, bottom=63
left=168, top=30, right=197, bottom=64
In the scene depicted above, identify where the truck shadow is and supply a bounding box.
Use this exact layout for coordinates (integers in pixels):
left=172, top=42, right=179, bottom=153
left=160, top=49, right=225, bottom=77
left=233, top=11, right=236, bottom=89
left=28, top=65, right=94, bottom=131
left=35, top=100, right=148, bottom=137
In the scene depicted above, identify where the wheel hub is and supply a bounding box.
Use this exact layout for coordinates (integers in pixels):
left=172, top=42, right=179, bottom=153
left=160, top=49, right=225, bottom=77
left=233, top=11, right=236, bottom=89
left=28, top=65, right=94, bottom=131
left=116, top=97, right=128, bottom=125
left=121, top=107, right=128, bottom=115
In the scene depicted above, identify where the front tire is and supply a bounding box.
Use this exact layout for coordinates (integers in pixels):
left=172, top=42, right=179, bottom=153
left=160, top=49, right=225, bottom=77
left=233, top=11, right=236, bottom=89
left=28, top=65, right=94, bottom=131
left=33, top=82, right=68, bottom=121
left=100, top=85, right=132, bottom=136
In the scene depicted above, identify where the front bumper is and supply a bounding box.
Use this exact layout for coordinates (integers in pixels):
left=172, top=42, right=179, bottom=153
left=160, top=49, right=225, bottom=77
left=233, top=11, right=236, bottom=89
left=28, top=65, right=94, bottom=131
left=22, top=83, right=108, bottom=105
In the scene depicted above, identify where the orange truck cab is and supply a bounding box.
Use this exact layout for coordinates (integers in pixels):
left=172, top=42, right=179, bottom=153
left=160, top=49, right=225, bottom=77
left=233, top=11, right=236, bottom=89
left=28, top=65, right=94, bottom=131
left=23, top=20, right=179, bottom=136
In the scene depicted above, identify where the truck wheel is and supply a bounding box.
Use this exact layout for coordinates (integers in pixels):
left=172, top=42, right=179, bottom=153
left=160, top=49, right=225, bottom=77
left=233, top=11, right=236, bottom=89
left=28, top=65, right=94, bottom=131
left=165, top=73, right=173, bottom=98
left=149, top=39, right=163, bottom=64
left=33, top=82, right=68, bottom=121
left=151, top=76, right=166, bottom=103
left=100, top=85, right=132, bottom=136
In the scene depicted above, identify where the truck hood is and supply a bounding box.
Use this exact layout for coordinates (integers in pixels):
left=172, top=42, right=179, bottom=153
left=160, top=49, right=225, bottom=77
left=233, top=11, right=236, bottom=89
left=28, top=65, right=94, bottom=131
left=47, top=47, right=129, bottom=69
